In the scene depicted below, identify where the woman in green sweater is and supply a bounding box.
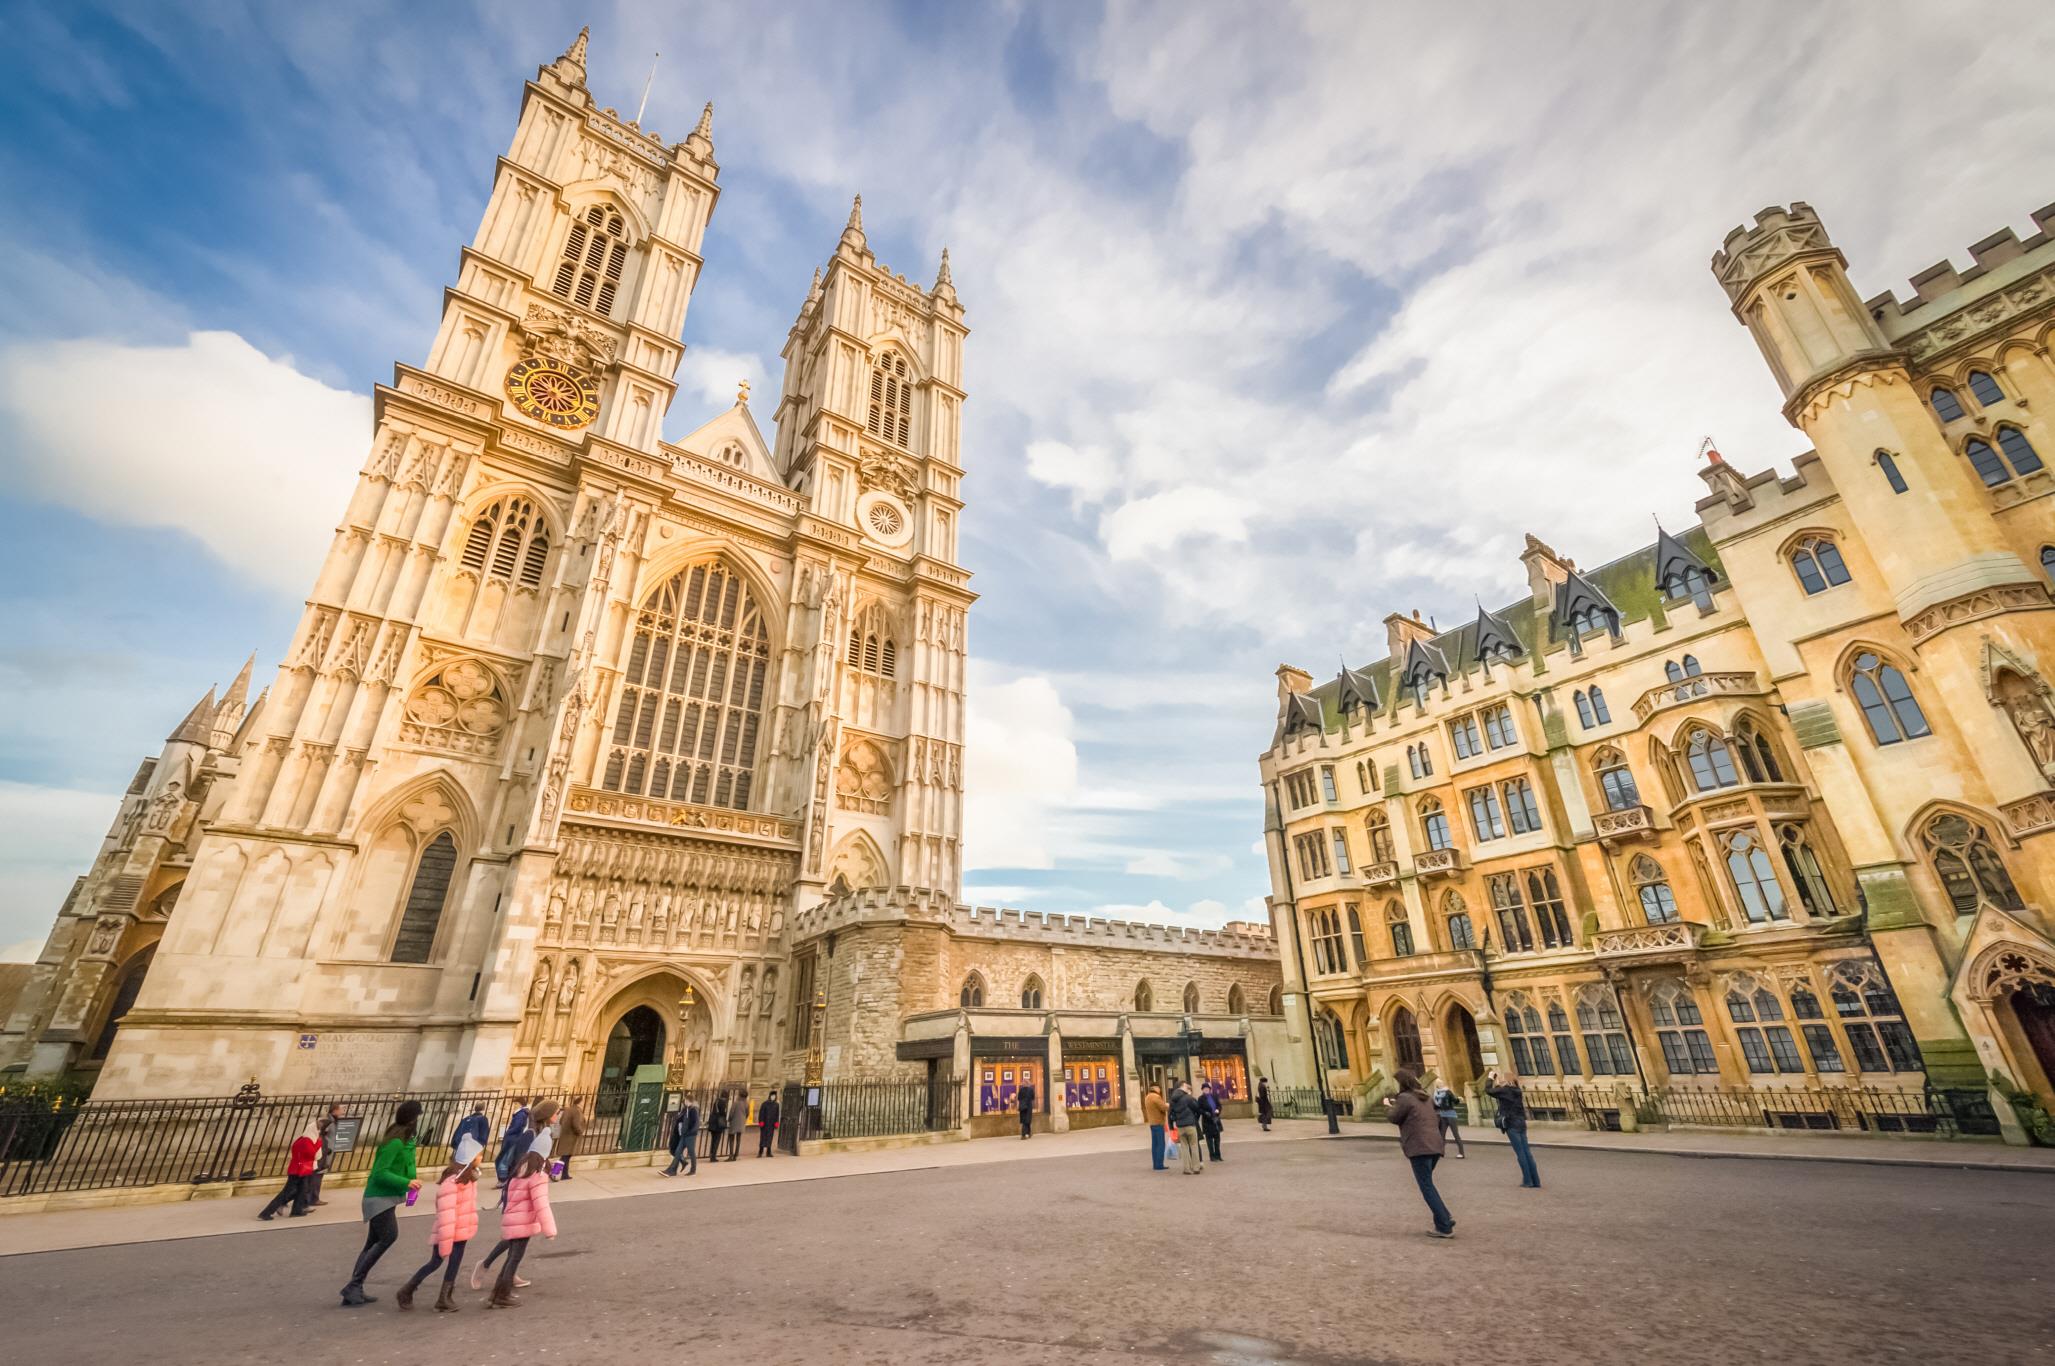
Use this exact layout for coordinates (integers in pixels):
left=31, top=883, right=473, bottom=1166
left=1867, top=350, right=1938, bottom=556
left=341, top=1100, right=423, bottom=1306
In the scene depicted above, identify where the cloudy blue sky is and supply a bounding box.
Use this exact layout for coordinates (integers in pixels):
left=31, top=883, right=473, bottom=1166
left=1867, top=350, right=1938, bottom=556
left=3, top=1, right=2052, bottom=958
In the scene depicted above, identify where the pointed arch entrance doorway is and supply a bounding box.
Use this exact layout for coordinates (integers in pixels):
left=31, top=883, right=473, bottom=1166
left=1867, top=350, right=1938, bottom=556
left=1442, top=1002, right=1485, bottom=1093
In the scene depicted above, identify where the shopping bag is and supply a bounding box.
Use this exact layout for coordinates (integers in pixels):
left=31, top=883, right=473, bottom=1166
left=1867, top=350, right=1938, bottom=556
left=1164, top=1138, right=1179, bottom=1160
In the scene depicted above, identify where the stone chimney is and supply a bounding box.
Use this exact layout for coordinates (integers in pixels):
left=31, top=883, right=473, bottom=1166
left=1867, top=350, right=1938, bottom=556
left=1519, top=535, right=1573, bottom=608
left=1275, top=663, right=1313, bottom=703
left=1383, top=610, right=1437, bottom=664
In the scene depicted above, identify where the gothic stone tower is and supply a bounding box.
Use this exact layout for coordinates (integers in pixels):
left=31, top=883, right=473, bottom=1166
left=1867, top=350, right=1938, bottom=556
left=1708, top=203, right=2055, bottom=1106
left=82, top=30, right=971, bottom=1099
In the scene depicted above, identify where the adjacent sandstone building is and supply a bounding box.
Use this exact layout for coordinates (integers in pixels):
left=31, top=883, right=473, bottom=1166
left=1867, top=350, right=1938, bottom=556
left=1263, top=201, right=2055, bottom=1140
left=0, top=31, right=1290, bottom=1121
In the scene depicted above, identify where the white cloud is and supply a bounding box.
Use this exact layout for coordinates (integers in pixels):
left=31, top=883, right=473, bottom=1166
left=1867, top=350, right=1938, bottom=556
left=0, top=332, right=367, bottom=593
left=671, top=346, right=775, bottom=424
left=0, top=781, right=115, bottom=952
left=1123, top=849, right=1234, bottom=881
left=963, top=665, right=1079, bottom=871
left=1024, top=440, right=1115, bottom=503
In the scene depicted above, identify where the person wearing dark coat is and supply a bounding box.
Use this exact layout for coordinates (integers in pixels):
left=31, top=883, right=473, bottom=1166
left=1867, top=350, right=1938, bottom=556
left=1016, top=1080, right=1037, bottom=1139
left=494, top=1098, right=530, bottom=1185
left=705, top=1091, right=728, bottom=1162
left=1385, top=1070, right=1454, bottom=1237
left=1199, top=1082, right=1225, bottom=1161
left=496, top=1100, right=556, bottom=1207
left=756, top=1092, right=781, bottom=1156
left=663, top=1097, right=701, bottom=1177
left=724, top=1092, right=747, bottom=1160
left=1484, top=1070, right=1541, bottom=1188
left=1256, top=1077, right=1274, bottom=1132
left=1166, top=1082, right=1205, bottom=1174
left=451, top=1105, right=491, bottom=1155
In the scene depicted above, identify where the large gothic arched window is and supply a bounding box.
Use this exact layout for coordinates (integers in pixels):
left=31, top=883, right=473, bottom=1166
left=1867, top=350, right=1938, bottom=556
left=602, top=560, right=770, bottom=810
left=391, top=831, right=458, bottom=964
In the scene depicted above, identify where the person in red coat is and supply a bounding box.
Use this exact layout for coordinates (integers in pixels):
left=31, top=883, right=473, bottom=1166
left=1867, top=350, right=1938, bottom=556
left=257, top=1120, right=323, bottom=1220
left=395, top=1135, right=484, bottom=1312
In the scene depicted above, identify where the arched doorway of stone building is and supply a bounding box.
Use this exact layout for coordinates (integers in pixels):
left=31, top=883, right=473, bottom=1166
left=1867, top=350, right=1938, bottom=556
left=1441, top=1002, right=1485, bottom=1093
left=601, top=1005, right=667, bottom=1112
left=2009, top=982, right=2055, bottom=1096
left=89, top=945, right=156, bottom=1062
left=1387, top=1004, right=1424, bottom=1075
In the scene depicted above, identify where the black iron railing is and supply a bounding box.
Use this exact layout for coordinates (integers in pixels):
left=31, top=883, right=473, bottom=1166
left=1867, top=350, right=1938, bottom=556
left=775, top=1078, right=963, bottom=1152
left=1469, top=1083, right=1992, bottom=1139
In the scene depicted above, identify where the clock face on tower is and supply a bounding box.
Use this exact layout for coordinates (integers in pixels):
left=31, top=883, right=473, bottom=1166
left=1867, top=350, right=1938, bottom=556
left=505, top=356, right=601, bottom=430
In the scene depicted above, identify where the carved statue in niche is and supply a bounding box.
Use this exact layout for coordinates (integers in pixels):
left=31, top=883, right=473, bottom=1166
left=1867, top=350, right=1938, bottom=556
left=736, top=967, right=755, bottom=1022
left=86, top=917, right=122, bottom=957
left=1993, top=669, right=2055, bottom=779
left=545, top=887, right=567, bottom=936
left=144, top=781, right=184, bottom=834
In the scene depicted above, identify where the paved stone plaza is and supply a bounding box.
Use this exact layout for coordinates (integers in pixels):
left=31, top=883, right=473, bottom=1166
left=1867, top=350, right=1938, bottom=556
left=3, top=1132, right=2051, bottom=1365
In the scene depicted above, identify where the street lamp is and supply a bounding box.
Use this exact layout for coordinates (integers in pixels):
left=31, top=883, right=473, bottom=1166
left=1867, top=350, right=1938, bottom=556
left=1180, top=1016, right=1203, bottom=1087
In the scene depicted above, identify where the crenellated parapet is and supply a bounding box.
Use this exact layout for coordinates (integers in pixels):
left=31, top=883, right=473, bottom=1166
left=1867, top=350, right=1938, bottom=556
left=1861, top=202, right=2055, bottom=362
left=1711, top=202, right=1842, bottom=306
left=787, top=889, right=1276, bottom=960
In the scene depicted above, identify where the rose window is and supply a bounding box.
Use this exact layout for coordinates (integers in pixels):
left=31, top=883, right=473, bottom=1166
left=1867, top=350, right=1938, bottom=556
left=866, top=502, right=904, bottom=537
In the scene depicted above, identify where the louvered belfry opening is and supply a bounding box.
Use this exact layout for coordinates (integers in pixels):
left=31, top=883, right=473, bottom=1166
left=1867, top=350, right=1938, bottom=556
left=552, top=205, right=629, bottom=316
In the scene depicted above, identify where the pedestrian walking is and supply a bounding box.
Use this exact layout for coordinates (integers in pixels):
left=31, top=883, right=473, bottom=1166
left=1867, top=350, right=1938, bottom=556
left=1431, top=1080, right=1467, bottom=1158
left=395, top=1134, right=483, bottom=1312
left=662, top=1095, right=701, bottom=1177
left=257, top=1119, right=323, bottom=1220
left=554, top=1104, right=585, bottom=1180
left=475, top=1129, right=556, bottom=1308
left=1168, top=1081, right=1205, bottom=1175
left=450, top=1103, right=491, bottom=1155
left=756, top=1090, right=781, bottom=1157
left=705, top=1090, right=728, bottom=1162
left=1017, top=1076, right=1037, bottom=1139
left=1256, top=1076, right=1274, bottom=1132
left=340, top=1100, right=423, bottom=1306
left=1200, top=1081, right=1224, bottom=1162
left=1143, top=1084, right=1170, bottom=1170
left=306, top=1102, right=344, bottom=1207
left=1384, top=1070, right=1455, bottom=1238
left=494, top=1096, right=531, bottom=1185
left=724, top=1091, right=747, bottom=1161
left=496, top=1100, right=557, bottom=1207
left=1484, top=1070, right=1542, bottom=1188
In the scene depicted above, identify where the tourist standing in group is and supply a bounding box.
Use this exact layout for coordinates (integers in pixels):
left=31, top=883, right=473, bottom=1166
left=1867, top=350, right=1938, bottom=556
left=1016, top=1075, right=1037, bottom=1139
left=1385, top=1070, right=1454, bottom=1238
left=756, top=1090, right=781, bottom=1157
left=1199, top=1081, right=1225, bottom=1162
left=705, top=1090, right=728, bottom=1161
left=1484, top=1070, right=1542, bottom=1188
left=1431, top=1079, right=1467, bottom=1158
left=494, top=1097, right=530, bottom=1185
left=1255, top=1076, right=1274, bottom=1132
left=724, top=1091, right=747, bottom=1161
left=1167, top=1081, right=1205, bottom=1175
left=662, top=1094, right=701, bottom=1177
left=1143, top=1084, right=1170, bottom=1170
left=394, top=1134, right=483, bottom=1312
left=475, top=1129, right=556, bottom=1308
left=306, top=1102, right=344, bottom=1207
left=257, top=1118, right=323, bottom=1220
left=340, top=1100, right=423, bottom=1306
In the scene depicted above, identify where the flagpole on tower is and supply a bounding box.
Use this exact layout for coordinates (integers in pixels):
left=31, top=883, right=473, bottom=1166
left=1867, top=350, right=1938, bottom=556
left=635, top=52, right=661, bottom=125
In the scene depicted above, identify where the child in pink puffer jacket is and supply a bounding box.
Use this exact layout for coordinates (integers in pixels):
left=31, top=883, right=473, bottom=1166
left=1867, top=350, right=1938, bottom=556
left=394, top=1134, right=483, bottom=1312
left=479, top=1128, right=557, bottom=1308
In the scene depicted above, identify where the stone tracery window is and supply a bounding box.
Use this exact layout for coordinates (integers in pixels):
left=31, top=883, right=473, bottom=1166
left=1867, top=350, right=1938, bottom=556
left=1503, top=994, right=1553, bottom=1076
left=1418, top=796, right=1453, bottom=852
left=1228, top=983, right=1246, bottom=1014
left=1722, top=830, right=1788, bottom=924
left=1828, top=961, right=1922, bottom=1073
left=846, top=603, right=899, bottom=679
left=1526, top=867, right=1573, bottom=948
left=1648, top=980, right=1718, bottom=1075
left=1846, top=651, right=1930, bottom=746
left=834, top=739, right=893, bottom=813
left=1442, top=889, right=1474, bottom=950
left=1387, top=1004, right=1422, bottom=1072
left=1575, top=985, right=1635, bottom=1075
left=391, top=830, right=458, bottom=964
left=960, top=972, right=986, bottom=1008
left=1788, top=535, right=1852, bottom=595
left=1020, top=975, right=1045, bottom=1010
left=1733, top=715, right=1785, bottom=783
left=1632, top=854, right=1678, bottom=924
left=1364, top=808, right=1395, bottom=863
left=1683, top=727, right=1741, bottom=792
left=1346, top=903, right=1369, bottom=965
left=552, top=203, right=630, bottom=315
left=1918, top=811, right=2023, bottom=914
left=1725, top=979, right=1806, bottom=1075
left=867, top=349, right=913, bottom=446
left=459, top=496, right=552, bottom=587
left=402, top=659, right=512, bottom=757
left=1134, top=980, right=1154, bottom=1012
left=1593, top=745, right=1640, bottom=811
left=1183, top=981, right=1201, bottom=1014
left=602, top=559, right=770, bottom=810
left=1490, top=872, right=1532, bottom=953
left=1776, top=823, right=1839, bottom=917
